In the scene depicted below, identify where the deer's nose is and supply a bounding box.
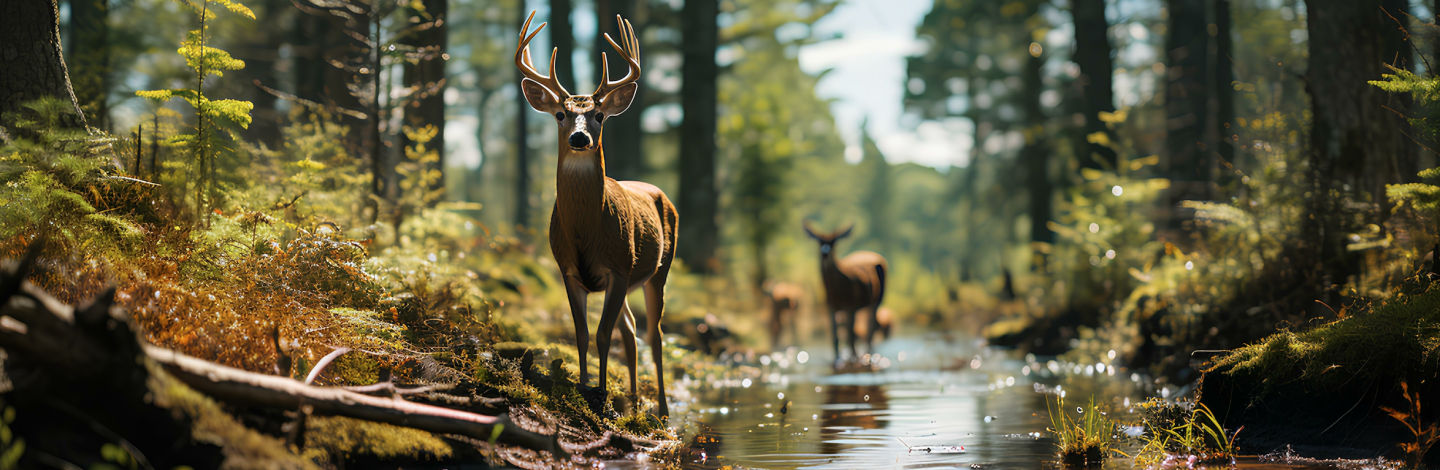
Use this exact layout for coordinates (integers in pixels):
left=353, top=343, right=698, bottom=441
left=568, top=131, right=591, bottom=149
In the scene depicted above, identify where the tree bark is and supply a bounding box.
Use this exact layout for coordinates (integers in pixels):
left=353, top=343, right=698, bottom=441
left=677, top=0, right=719, bottom=273
left=235, top=0, right=284, bottom=148
left=1163, top=0, right=1233, bottom=226
left=1021, top=51, right=1053, bottom=250
left=401, top=0, right=448, bottom=204
left=549, top=0, right=575, bottom=90
left=1304, top=0, right=1414, bottom=285
left=0, top=0, right=87, bottom=128
left=1071, top=0, right=1115, bottom=170
left=67, top=0, right=109, bottom=129
left=594, top=0, right=643, bottom=181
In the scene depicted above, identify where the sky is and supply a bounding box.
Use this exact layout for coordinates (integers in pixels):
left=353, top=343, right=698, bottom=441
left=796, top=0, right=970, bottom=168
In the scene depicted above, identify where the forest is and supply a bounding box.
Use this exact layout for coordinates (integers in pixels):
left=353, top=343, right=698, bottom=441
left=1, top=0, right=1439, bottom=468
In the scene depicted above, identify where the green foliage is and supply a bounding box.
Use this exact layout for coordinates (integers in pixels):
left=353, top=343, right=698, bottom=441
left=1209, top=279, right=1440, bottom=392
left=1045, top=395, right=1121, bottom=465
left=0, top=398, right=23, bottom=470
left=0, top=99, right=144, bottom=255
left=1389, top=167, right=1440, bottom=216
left=718, top=0, right=843, bottom=291
left=397, top=124, right=445, bottom=212
left=1373, top=66, right=1440, bottom=142
left=135, top=0, right=256, bottom=224
left=1132, top=398, right=1241, bottom=467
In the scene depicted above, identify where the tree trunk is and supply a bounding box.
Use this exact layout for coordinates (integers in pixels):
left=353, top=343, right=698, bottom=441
left=549, top=0, right=575, bottom=90
left=290, top=4, right=368, bottom=153
left=1071, top=0, right=1115, bottom=169
left=594, top=0, right=643, bottom=181
left=67, top=0, right=109, bottom=129
left=0, top=0, right=86, bottom=129
left=235, top=0, right=284, bottom=148
left=1021, top=50, right=1053, bottom=251
left=677, top=0, right=718, bottom=273
left=1163, top=0, right=1233, bottom=226
left=1305, top=0, right=1414, bottom=287
left=514, top=0, right=531, bottom=229
left=401, top=0, right=448, bottom=204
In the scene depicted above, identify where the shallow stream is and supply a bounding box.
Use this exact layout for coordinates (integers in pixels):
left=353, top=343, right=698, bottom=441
left=614, top=335, right=1380, bottom=470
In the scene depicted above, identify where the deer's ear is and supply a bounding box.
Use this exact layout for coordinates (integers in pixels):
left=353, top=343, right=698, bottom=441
left=521, top=79, right=564, bottom=114
left=597, top=82, right=638, bottom=116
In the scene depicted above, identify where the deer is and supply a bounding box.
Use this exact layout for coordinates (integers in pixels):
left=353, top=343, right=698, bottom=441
left=516, top=12, right=677, bottom=417
left=762, top=281, right=804, bottom=350
left=803, top=221, right=888, bottom=365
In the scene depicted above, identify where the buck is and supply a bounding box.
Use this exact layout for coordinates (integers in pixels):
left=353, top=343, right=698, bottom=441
left=516, top=12, right=677, bottom=416
left=804, top=222, right=888, bottom=364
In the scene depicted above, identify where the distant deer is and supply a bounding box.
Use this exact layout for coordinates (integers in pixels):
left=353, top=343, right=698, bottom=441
left=762, top=281, right=803, bottom=350
left=804, top=222, right=888, bottom=364
left=516, top=12, right=677, bottom=416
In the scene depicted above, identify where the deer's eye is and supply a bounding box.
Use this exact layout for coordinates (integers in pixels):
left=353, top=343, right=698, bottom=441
left=554, top=112, right=565, bottom=121
left=593, top=112, right=604, bottom=124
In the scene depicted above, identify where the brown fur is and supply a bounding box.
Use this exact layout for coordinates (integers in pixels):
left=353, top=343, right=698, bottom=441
left=804, top=222, right=888, bottom=364
left=763, top=281, right=804, bottom=350
left=517, top=11, right=676, bottom=416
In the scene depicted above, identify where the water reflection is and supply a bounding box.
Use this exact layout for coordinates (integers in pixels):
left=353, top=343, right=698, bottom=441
left=666, top=337, right=1327, bottom=470
left=818, top=384, right=888, bottom=456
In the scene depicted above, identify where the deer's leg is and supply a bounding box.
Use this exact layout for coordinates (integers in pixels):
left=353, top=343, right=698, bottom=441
left=845, top=308, right=860, bottom=362
left=619, top=299, right=639, bottom=397
left=595, top=273, right=630, bottom=396
left=643, top=280, right=669, bottom=417
left=563, top=277, right=591, bottom=386
left=769, top=304, right=782, bottom=350
left=864, top=305, right=879, bottom=355
left=828, top=307, right=842, bottom=364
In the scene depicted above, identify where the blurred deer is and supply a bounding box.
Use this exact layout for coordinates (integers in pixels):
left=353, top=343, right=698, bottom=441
left=762, top=281, right=803, bottom=350
left=516, top=12, right=676, bottom=416
left=853, top=306, right=893, bottom=346
left=804, top=221, right=889, bottom=364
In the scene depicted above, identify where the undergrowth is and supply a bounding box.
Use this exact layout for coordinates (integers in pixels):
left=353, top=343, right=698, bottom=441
left=0, top=100, right=684, bottom=465
left=1206, top=276, right=1440, bottom=394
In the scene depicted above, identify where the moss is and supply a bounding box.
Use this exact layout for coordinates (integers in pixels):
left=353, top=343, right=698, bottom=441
left=1209, top=279, right=1440, bottom=392
left=144, top=362, right=318, bottom=470
left=327, top=352, right=379, bottom=386
left=300, top=416, right=452, bottom=462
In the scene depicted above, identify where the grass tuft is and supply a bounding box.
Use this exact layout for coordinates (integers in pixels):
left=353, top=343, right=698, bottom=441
left=1132, top=398, right=1240, bottom=467
left=1046, top=395, right=1121, bottom=466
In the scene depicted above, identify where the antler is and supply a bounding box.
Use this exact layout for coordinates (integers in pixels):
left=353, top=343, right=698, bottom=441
left=515, top=11, right=570, bottom=99
left=594, top=14, right=641, bottom=99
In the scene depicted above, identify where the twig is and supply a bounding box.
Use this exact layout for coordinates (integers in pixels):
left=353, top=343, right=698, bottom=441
left=101, top=175, right=161, bottom=186
left=305, top=347, right=351, bottom=385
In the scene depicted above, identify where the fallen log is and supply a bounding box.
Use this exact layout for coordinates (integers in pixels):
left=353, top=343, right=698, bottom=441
left=0, top=245, right=563, bottom=460
left=143, top=343, right=559, bottom=452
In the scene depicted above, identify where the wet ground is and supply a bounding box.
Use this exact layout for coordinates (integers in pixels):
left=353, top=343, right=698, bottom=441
left=615, top=335, right=1398, bottom=470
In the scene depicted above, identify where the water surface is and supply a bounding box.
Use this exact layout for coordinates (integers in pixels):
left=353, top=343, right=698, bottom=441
left=635, top=335, right=1370, bottom=470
